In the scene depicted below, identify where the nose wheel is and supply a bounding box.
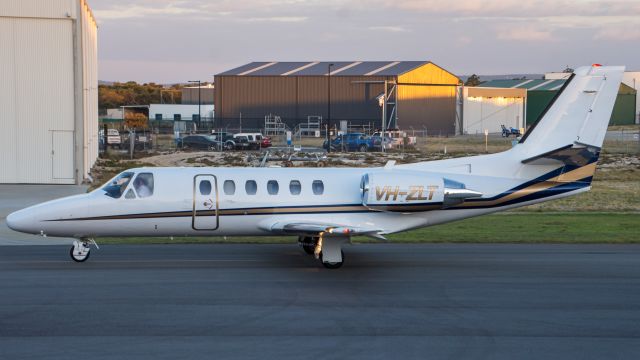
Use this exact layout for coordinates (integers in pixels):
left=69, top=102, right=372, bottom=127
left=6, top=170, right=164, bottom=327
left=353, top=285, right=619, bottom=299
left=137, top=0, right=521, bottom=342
left=70, top=239, right=97, bottom=262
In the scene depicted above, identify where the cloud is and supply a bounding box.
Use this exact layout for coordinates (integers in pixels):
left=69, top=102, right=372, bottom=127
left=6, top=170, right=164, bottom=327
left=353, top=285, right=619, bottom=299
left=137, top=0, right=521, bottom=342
left=242, top=16, right=308, bottom=23
left=594, top=27, right=640, bottom=41
left=496, top=26, right=554, bottom=41
left=368, top=26, right=410, bottom=33
left=385, top=0, right=640, bottom=18
left=94, top=4, right=199, bottom=20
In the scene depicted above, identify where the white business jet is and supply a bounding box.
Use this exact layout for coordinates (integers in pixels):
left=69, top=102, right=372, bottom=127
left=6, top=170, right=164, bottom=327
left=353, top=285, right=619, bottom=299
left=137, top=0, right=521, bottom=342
left=7, top=65, right=624, bottom=268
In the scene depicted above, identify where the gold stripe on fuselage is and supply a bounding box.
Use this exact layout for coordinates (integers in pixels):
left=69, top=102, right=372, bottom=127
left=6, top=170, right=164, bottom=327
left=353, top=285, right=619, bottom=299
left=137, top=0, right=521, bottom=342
left=455, top=163, right=595, bottom=208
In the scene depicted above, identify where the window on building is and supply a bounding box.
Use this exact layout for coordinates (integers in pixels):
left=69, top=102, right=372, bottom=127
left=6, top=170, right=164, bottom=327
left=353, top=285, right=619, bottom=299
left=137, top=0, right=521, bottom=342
left=245, top=180, right=257, bottom=195
left=289, top=180, right=301, bottom=195
left=193, top=114, right=200, bottom=122
left=174, top=114, right=181, bottom=121
left=267, top=180, right=279, bottom=195
left=199, top=180, right=212, bottom=195
left=223, top=180, right=236, bottom=195
left=155, top=113, right=162, bottom=121
left=133, top=173, right=154, bottom=198
left=312, top=180, right=324, bottom=195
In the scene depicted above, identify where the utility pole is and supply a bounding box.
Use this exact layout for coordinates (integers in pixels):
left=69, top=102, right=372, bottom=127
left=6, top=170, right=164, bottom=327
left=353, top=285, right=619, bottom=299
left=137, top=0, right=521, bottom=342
left=327, top=63, right=334, bottom=153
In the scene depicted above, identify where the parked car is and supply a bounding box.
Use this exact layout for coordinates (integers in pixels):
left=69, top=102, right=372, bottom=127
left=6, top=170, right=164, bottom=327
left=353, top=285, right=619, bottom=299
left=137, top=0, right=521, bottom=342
left=121, top=132, right=152, bottom=151
left=210, top=131, right=235, bottom=143
left=260, top=136, right=272, bottom=148
left=224, top=132, right=268, bottom=150
left=176, top=135, right=223, bottom=151
left=99, top=128, right=122, bottom=148
left=322, top=133, right=377, bottom=152
left=372, top=130, right=416, bottom=148
left=369, top=134, right=395, bottom=150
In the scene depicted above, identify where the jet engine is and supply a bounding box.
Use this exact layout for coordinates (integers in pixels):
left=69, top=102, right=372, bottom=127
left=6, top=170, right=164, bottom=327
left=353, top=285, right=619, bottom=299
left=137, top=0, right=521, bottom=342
left=360, top=171, right=482, bottom=212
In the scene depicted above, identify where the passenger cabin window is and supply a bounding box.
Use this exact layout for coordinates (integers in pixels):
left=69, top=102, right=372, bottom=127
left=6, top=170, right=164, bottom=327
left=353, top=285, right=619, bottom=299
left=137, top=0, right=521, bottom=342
left=312, top=180, right=324, bottom=195
left=289, top=180, right=301, bottom=195
left=133, top=173, right=154, bottom=198
left=223, top=180, right=235, bottom=195
left=245, top=180, right=257, bottom=195
left=200, top=180, right=212, bottom=195
left=267, top=180, right=279, bottom=195
left=102, top=172, right=134, bottom=199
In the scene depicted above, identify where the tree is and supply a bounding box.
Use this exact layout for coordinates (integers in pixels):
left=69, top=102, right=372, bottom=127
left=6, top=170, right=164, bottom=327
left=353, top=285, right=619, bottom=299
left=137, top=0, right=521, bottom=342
left=465, top=74, right=482, bottom=87
left=124, top=112, right=148, bottom=130
left=98, top=82, right=186, bottom=110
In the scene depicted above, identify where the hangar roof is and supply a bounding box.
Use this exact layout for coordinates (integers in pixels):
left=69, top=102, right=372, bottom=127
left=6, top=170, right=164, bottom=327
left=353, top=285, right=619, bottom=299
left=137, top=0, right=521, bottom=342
left=217, top=61, right=435, bottom=77
left=479, top=79, right=567, bottom=91
left=479, top=79, right=636, bottom=94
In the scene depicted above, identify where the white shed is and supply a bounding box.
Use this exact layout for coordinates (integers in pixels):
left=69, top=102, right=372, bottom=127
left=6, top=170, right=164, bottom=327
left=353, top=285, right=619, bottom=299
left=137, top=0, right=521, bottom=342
left=462, top=87, right=526, bottom=135
left=0, top=0, right=98, bottom=184
left=149, top=104, right=215, bottom=121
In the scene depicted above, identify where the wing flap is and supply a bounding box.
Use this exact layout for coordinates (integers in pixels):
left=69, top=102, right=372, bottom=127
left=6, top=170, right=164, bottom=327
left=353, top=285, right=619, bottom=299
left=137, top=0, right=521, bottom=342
left=261, top=221, right=384, bottom=238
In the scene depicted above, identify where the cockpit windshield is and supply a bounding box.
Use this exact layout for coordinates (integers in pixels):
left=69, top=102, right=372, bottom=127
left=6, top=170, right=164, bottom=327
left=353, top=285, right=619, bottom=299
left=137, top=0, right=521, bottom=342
left=101, top=172, right=134, bottom=198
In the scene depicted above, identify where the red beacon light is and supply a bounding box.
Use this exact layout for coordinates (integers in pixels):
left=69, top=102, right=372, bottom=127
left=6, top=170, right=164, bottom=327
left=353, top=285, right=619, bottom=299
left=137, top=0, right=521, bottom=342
left=592, top=63, right=603, bottom=67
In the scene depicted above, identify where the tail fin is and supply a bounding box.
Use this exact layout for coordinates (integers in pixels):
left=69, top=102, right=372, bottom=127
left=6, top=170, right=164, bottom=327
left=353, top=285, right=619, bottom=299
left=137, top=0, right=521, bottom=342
left=518, top=65, right=625, bottom=156
left=516, top=65, right=624, bottom=184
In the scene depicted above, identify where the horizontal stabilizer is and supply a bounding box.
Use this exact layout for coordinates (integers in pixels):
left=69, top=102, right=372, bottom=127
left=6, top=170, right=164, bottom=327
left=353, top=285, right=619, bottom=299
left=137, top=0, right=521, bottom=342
left=522, top=143, right=599, bottom=166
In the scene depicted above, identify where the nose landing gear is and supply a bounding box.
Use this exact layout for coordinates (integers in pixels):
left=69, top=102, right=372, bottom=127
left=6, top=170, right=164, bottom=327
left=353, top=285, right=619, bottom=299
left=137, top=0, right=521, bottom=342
left=70, top=239, right=98, bottom=262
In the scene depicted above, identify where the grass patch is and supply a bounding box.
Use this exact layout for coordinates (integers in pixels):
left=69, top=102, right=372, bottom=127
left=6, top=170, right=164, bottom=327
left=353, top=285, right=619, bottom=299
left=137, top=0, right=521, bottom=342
left=98, top=212, right=640, bottom=245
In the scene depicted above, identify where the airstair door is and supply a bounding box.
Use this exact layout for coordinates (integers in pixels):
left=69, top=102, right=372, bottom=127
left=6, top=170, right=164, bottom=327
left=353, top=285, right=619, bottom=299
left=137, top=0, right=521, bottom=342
left=192, top=174, right=219, bottom=230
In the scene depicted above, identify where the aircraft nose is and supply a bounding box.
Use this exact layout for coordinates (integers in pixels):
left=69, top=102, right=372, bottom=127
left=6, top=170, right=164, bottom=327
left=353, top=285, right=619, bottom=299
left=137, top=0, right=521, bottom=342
left=6, top=209, right=35, bottom=234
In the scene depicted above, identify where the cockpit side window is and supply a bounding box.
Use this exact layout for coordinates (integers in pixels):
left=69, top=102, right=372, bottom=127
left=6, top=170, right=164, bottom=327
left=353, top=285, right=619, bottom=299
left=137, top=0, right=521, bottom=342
left=102, top=172, right=134, bottom=198
left=133, top=173, right=154, bottom=198
left=125, top=189, right=137, bottom=199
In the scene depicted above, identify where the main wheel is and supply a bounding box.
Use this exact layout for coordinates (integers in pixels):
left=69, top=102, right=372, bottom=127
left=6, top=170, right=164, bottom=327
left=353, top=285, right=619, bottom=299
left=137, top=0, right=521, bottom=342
left=321, top=251, right=344, bottom=269
left=300, top=236, right=316, bottom=255
left=224, top=141, right=235, bottom=151
left=70, top=244, right=90, bottom=262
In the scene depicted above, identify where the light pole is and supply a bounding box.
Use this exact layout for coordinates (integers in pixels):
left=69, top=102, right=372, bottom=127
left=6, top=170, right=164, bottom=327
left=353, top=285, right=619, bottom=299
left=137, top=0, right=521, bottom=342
left=327, top=63, right=334, bottom=153
left=188, top=80, right=201, bottom=129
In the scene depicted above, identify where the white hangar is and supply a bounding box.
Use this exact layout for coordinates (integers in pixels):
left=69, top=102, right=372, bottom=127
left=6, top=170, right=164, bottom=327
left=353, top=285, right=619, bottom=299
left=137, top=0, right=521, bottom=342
left=0, top=0, right=98, bottom=184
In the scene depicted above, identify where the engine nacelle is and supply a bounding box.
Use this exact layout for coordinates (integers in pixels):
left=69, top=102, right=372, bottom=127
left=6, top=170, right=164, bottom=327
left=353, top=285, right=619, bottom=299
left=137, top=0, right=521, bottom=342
left=361, top=171, right=483, bottom=212
left=361, top=171, right=445, bottom=212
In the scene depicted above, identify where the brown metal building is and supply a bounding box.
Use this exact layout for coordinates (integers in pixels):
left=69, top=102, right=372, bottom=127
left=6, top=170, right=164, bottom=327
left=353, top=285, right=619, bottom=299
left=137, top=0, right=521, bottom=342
left=182, top=85, right=215, bottom=105
left=214, top=61, right=461, bottom=134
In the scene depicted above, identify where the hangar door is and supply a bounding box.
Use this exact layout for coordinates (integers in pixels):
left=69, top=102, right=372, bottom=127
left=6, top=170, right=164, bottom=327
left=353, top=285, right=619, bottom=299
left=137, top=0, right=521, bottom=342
left=51, top=130, right=74, bottom=180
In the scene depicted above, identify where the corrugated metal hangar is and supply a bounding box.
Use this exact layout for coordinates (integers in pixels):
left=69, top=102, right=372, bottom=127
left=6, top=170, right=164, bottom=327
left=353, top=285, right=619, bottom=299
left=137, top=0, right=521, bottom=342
left=0, top=0, right=98, bottom=184
left=479, top=79, right=637, bottom=126
left=214, top=61, right=461, bottom=135
left=547, top=71, right=640, bottom=124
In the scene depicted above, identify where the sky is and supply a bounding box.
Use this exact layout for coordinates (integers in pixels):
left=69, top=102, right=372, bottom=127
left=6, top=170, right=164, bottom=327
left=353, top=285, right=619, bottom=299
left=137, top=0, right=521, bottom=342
left=90, top=0, right=640, bottom=83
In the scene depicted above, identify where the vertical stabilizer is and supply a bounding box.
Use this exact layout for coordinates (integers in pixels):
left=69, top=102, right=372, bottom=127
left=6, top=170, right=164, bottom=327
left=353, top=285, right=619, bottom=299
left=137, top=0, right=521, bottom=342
left=518, top=65, right=624, bottom=157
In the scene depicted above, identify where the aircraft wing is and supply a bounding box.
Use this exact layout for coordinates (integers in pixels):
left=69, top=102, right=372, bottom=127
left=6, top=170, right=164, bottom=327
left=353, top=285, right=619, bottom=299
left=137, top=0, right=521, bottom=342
left=261, top=221, right=386, bottom=240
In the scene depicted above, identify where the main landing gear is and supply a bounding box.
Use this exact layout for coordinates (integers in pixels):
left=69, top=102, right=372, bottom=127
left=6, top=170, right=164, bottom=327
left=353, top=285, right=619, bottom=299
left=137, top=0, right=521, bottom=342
left=299, top=235, right=348, bottom=269
left=70, top=239, right=98, bottom=262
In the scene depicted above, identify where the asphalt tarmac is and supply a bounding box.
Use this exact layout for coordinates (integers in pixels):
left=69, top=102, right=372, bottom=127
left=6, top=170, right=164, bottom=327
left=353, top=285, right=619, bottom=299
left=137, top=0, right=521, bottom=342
left=0, top=243, right=639, bottom=360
